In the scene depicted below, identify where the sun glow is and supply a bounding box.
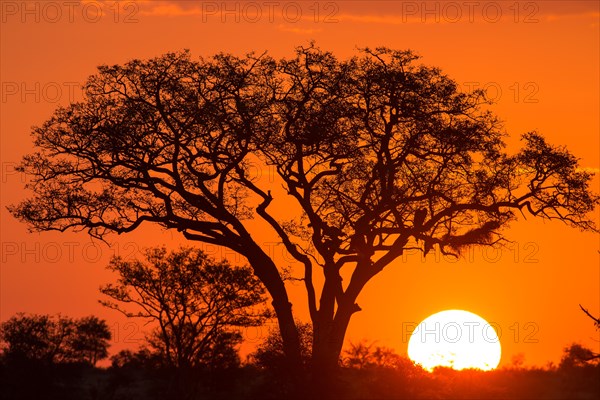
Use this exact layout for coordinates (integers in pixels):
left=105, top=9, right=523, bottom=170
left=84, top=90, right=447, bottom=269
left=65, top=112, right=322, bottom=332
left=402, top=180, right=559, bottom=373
left=407, top=310, right=501, bottom=371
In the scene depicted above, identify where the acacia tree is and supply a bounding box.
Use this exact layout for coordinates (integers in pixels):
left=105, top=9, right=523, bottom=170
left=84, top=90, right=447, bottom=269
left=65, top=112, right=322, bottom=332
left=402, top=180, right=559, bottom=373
left=10, top=45, right=598, bottom=380
left=100, top=246, right=267, bottom=368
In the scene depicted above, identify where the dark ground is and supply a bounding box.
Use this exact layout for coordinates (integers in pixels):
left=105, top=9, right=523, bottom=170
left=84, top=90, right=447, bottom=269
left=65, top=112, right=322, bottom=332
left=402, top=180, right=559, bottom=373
left=1, top=360, right=599, bottom=400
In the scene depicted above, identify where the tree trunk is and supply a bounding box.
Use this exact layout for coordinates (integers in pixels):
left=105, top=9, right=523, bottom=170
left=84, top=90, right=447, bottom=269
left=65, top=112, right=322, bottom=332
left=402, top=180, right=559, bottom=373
left=244, top=244, right=304, bottom=374
left=310, top=301, right=356, bottom=398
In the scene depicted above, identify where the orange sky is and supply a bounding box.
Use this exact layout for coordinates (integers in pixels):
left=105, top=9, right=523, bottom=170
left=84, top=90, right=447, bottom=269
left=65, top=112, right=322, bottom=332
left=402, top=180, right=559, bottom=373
left=1, top=0, right=599, bottom=368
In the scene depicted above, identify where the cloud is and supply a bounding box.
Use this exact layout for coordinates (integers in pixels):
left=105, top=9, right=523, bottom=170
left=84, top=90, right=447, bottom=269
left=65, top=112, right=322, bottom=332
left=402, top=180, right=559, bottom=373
left=277, top=24, right=323, bottom=35
left=331, top=2, right=599, bottom=25
left=124, top=1, right=600, bottom=24
left=137, top=2, right=202, bottom=17
left=543, top=12, right=600, bottom=23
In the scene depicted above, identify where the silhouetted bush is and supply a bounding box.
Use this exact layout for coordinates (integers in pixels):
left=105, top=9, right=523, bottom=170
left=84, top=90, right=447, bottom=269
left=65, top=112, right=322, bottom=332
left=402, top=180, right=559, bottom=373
left=0, top=313, right=110, bottom=366
left=249, top=322, right=313, bottom=371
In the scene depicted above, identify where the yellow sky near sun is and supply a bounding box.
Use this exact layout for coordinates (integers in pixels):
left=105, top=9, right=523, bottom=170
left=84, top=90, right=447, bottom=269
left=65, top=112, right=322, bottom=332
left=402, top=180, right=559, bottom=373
left=1, top=1, right=599, bottom=367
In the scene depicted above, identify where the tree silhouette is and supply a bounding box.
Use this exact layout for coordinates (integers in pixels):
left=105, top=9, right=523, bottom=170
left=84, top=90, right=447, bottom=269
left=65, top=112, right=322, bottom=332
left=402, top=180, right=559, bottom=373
left=0, top=313, right=69, bottom=365
left=0, top=313, right=110, bottom=366
left=249, top=321, right=313, bottom=370
left=10, top=45, right=599, bottom=382
left=100, top=246, right=267, bottom=369
left=559, top=343, right=600, bottom=368
left=67, top=315, right=111, bottom=366
left=342, top=340, right=407, bottom=370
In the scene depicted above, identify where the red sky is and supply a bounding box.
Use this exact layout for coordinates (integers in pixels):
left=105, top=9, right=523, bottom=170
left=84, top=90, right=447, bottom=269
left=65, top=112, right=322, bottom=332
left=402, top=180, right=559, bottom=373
left=1, top=0, right=599, bottom=368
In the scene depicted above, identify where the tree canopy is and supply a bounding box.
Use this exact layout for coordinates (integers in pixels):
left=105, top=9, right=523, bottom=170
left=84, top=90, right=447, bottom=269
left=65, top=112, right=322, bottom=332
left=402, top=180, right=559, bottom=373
left=10, top=45, right=599, bottom=376
left=100, top=246, right=267, bottom=369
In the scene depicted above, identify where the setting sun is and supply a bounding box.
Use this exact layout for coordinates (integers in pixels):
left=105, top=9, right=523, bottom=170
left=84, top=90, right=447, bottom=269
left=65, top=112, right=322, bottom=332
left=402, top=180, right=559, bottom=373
left=408, top=310, right=502, bottom=372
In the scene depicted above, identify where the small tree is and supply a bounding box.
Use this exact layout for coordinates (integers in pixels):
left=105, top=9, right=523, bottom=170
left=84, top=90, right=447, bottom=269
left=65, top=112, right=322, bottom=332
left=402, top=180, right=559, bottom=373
left=343, top=340, right=375, bottom=370
left=67, top=316, right=111, bottom=366
left=110, top=347, right=163, bottom=370
left=0, top=313, right=68, bottom=364
left=559, top=343, right=600, bottom=369
left=343, top=340, right=407, bottom=370
left=100, top=246, right=268, bottom=369
left=0, top=313, right=111, bottom=366
left=250, top=322, right=313, bottom=370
